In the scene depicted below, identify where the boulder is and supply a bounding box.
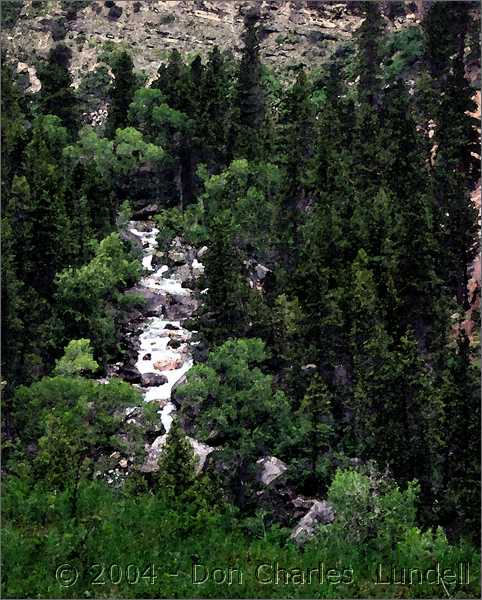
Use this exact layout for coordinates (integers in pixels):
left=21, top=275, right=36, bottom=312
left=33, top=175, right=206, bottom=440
left=171, top=264, right=192, bottom=283
left=154, top=357, right=184, bottom=371
left=256, top=456, right=288, bottom=485
left=255, top=264, right=270, bottom=280
left=170, top=373, right=188, bottom=407
left=118, top=366, right=142, bottom=384
left=290, top=500, right=335, bottom=545
left=167, top=338, right=182, bottom=349
left=141, top=434, right=214, bottom=474
left=140, top=373, right=168, bottom=387
left=197, top=246, right=208, bottom=259
left=168, top=250, right=187, bottom=265
left=133, top=203, right=160, bottom=219
left=142, top=353, right=152, bottom=361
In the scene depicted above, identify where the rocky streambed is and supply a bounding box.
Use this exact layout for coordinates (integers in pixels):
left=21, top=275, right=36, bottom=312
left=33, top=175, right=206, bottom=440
left=110, top=220, right=213, bottom=474
left=103, top=219, right=334, bottom=542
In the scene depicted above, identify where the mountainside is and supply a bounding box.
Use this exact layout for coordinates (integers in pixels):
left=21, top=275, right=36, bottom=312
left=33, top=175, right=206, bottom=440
left=3, top=0, right=427, bottom=87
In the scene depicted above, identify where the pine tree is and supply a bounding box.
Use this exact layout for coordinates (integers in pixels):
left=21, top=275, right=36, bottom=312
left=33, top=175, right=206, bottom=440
left=350, top=254, right=444, bottom=494
left=198, top=46, right=231, bottom=169
left=105, top=51, right=137, bottom=138
left=37, top=44, right=78, bottom=137
left=21, top=117, right=70, bottom=296
left=1, top=53, right=28, bottom=195
left=230, top=8, right=265, bottom=161
left=425, top=3, right=480, bottom=308
left=355, top=1, right=385, bottom=107
left=151, top=49, right=190, bottom=112
left=198, top=211, right=249, bottom=346
left=156, top=420, right=196, bottom=497
left=298, top=375, right=334, bottom=491
left=439, top=332, right=480, bottom=541
left=279, top=68, right=313, bottom=251
left=377, top=82, right=443, bottom=345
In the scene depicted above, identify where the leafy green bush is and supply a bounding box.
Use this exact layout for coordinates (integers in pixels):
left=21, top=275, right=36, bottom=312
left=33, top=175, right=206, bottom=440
left=383, top=26, right=424, bottom=80
left=155, top=203, right=208, bottom=251
left=54, top=338, right=99, bottom=377
left=54, top=233, right=142, bottom=362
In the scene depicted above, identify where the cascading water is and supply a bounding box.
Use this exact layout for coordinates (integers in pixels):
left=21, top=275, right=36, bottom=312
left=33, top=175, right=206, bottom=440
left=127, top=221, right=197, bottom=434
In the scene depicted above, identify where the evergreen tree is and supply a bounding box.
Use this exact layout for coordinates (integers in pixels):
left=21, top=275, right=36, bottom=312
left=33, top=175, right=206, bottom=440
left=439, top=332, right=481, bottom=541
left=197, top=211, right=249, bottom=346
left=1, top=53, right=28, bottom=195
left=20, top=116, right=70, bottom=296
left=151, top=49, right=190, bottom=112
left=37, top=44, right=78, bottom=137
left=355, top=1, right=385, bottom=107
left=278, top=68, right=313, bottom=251
left=105, top=51, right=137, bottom=138
left=350, top=251, right=444, bottom=495
left=298, top=375, right=334, bottom=492
left=198, top=46, right=232, bottom=169
left=425, top=2, right=480, bottom=308
left=230, top=8, right=265, bottom=161
left=156, top=420, right=197, bottom=497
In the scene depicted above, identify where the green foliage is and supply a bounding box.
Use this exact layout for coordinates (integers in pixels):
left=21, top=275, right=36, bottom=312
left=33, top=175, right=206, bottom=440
left=156, top=420, right=197, bottom=497
left=105, top=51, right=137, bottom=138
left=36, top=45, right=78, bottom=136
left=2, top=3, right=481, bottom=592
left=200, top=159, right=282, bottom=256
left=179, top=338, right=291, bottom=461
left=3, top=474, right=480, bottom=598
left=54, top=339, right=99, bottom=377
left=231, top=9, right=266, bottom=161
left=323, top=467, right=419, bottom=547
left=194, top=210, right=251, bottom=345
left=383, top=26, right=424, bottom=81
left=54, top=233, right=141, bottom=363
left=12, top=375, right=141, bottom=471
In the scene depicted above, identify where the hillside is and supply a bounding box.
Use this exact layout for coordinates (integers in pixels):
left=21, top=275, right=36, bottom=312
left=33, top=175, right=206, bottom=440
left=1, top=2, right=481, bottom=598
left=4, top=0, right=426, bottom=86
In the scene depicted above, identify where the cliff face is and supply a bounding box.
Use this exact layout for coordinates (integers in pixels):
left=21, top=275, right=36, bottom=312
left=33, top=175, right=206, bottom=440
left=3, top=0, right=424, bottom=87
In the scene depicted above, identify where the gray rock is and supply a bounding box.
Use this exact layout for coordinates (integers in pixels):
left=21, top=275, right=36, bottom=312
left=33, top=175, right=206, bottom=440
left=256, top=456, right=288, bottom=485
left=132, top=203, right=159, bottom=219
left=141, top=434, right=214, bottom=474
left=197, top=246, right=208, bottom=259
left=255, top=264, right=270, bottom=280
left=168, top=250, right=187, bottom=265
left=290, top=500, right=335, bottom=545
left=140, top=373, right=168, bottom=387
left=118, top=366, right=142, bottom=384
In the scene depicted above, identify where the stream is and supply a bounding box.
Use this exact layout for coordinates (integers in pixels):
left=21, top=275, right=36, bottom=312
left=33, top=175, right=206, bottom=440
left=119, top=220, right=213, bottom=473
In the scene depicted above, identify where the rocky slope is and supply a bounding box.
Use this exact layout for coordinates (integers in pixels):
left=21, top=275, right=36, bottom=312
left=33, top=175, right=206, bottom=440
left=4, top=0, right=427, bottom=89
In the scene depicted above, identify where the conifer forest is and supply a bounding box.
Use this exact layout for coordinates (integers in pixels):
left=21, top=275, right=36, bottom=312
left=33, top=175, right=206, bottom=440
left=1, top=1, right=481, bottom=597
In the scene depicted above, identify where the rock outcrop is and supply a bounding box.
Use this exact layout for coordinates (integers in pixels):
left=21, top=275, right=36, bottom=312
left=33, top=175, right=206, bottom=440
left=290, top=499, right=335, bottom=544
left=141, top=433, right=214, bottom=474
left=3, top=0, right=425, bottom=89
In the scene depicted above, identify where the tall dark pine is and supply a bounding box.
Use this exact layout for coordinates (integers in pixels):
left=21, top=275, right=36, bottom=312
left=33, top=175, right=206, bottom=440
left=440, top=332, right=481, bottom=542
left=231, top=8, right=265, bottom=161
left=151, top=49, right=190, bottom=112
left=198, top=46, right=231, bottom=169
left=426, top=3, right=480, bottom=308
left=37, top=45, right=78, bottom=137
left=279, top=68, right=313, bottom=250
left=355, top=1, right=385, bottom=107
left=199, top=211, right=249, bottom=346
left=352, top=2, right=385, bottom=193
left=105, top=51, right=137, bottom=138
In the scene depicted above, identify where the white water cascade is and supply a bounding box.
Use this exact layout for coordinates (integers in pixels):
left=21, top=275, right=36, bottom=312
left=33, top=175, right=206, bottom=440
left=127, top=221, right=195, bottom=433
